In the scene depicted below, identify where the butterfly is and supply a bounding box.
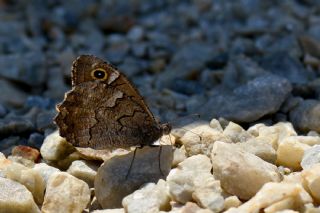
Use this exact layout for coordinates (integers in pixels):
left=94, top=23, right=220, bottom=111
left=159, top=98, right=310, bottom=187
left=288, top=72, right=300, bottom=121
left=54, top=55, right=171, bottom=150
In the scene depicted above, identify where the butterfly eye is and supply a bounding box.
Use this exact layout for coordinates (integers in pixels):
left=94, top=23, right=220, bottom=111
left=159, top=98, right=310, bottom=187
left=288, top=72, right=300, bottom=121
left=91, top=69, right=108, bottom=81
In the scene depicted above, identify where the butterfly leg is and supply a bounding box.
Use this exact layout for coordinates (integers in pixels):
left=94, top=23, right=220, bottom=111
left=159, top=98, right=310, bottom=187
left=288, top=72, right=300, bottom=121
left=149, top=144, right=164, bottom=177
left=126, top=147, right=139, bottom=180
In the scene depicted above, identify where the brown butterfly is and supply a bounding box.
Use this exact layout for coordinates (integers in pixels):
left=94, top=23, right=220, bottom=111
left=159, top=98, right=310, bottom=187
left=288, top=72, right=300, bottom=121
left=54, top=55, right=171, bottom=150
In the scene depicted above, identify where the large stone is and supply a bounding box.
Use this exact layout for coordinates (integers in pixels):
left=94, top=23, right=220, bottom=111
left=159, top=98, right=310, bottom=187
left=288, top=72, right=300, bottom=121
left=179, top=124, right=231, bottom=157
left=290, top=99, right=320, bottom=132
left=40, top=130, right=75, bottom=161
left=224, top=182, right=312, bottom=213
left=211, top=141, right=281, bottom=200
left=122, top=179, right=171, bottom=213
left=200, top=74, right=292, bottom=123
left=0, top=177, right=40, bottom=213
left=0, top=79, right=28, bottom=107
left=95, top=146, right=173, bottom=208
left=301, top=163, right=320, bottom=203
left=301, top=145, right=320, bottom=169
left=276, top=137, right=311, bottom=171
left=4, top=162, right=45, bottom=205
left=42, top=172, right=90, bottom=213
left=67, top=160, right=99, bottom=187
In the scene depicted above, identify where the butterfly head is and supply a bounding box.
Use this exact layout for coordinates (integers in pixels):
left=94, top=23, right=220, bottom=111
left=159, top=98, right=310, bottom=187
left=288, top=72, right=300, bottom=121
left=71, top=55, right=120, bottom=86
left=161, top=123, right=172, bottom=135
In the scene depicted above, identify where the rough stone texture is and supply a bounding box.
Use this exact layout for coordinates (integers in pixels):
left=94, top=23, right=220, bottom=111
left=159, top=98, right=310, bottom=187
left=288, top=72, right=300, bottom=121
left=276, top=136, right=311, bottom=171
left=67, top=160, right=99, bottom=187
left=95, top=146, right=173, bottom=208
left=76, top=147, right=130, bottom=161
left=211, top=141, right=281, bottom=200
left=200, top=75, right=292, bottom=123
left=32, top=162, right=60, bottom=184
left=4, top=162, right=45, bottom=205
left=170, top=201, right=213, bottom=213
left=0, top=177, right=40, bottom=213
left=301, top=145, right=320, bottom=170
left=172, top=146, right=187, bottom=167
left=301, top=163, right=320, bottom=203
left=42, top=172, right=90, bottom=213
left=224, top=182, right=312, bottom=213
left=40, top=130, right=75, bottom=161
left=179, top=124, right=231, bottom=157
left=122, top=179, right=171, bottom=213
left=290, top=99, right=320, bottom=132
left=223, top=121, right=253, bottom=143
left=91, top=209, right=125, bottom=213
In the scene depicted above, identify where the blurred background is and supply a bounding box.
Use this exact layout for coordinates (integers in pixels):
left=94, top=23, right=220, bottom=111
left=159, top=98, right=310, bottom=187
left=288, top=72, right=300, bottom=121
left=1, top=0, right=320, bottom=154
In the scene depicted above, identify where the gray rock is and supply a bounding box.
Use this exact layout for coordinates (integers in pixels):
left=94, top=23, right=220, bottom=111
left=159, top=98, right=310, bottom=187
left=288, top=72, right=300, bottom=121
left=301, top=145, right=320, bottom=170
left=35, top=110, right=56, bottom=132
left=95, top=145, right=173, bottom=208
left=290, top=99, right=320, bottom=132
left=0, top=52, right=46, bottom=86
left=0, top=104, right=7, bottom=118
left=28, top=133, right=44, bottom=149
left=0, top=117, right=34, bottom=137
left=0, top=79, right=28, bottom=107
left=200, top=75, right=292, bottom=122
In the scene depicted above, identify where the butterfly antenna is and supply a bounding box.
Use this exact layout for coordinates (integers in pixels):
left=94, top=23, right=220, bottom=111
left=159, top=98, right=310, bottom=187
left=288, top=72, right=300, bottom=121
left=126, top=147, right=138, bottom=180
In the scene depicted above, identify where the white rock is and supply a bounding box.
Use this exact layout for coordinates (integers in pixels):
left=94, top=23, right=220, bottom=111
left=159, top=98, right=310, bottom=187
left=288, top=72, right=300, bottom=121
left=301, top=163, right=320, bottom=203
left=0, top=152, right=5, bottom=159
left=0, top=177, right=40, bottom=213
left=42, top=172, right=90, bottom=213
left=33, top=163, right=60, bottom=184
left=209, top=119, right=223, bottom=132
left=0, top=158, right=12, bottom=177
left=223, top=122, right=253, bottom=143
left=122, top=179, right=171, bottom=213
left=67, top=160, right=99, bottom=187
left=169, top=202, right=213, bottom=213
left=237, top=137, right=276, bottom=163
left=172, top=146, right=187, bottom=167
left=224, top=182, right=312, bottom=213
left=95, top=146, right=173, bottom=209
left=7, top=155, right=34, bottom=168
left=91, top=209, right=125, bottom=213
left=211, top=141, right=281, bottom=200
left=293, top=136, right=320, bottom=146
left=76, top=147, right=130, bottom=161
left=223, top=196, right=242, bottom=210
left=40, top=130, right=75, bottom=161
left=276, top=136, right=311, bottom=171
left=179, top=124, right=231, bottom=156
left=301, top=145, right=320, bottom=169
left=4, top=162, right=45, bottom=205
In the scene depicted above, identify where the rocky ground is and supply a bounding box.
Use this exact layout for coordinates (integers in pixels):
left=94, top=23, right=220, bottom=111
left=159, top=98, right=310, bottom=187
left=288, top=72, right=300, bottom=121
left=1, top=0, right=320, bottom=213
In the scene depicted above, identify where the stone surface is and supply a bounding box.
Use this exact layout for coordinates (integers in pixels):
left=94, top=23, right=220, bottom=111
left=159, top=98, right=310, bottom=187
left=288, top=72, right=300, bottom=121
left=0, top=117, right=34, bottom=137
left=301, top=145, right=320, bottom=169
left=276, top=136, right=311, bottom=171
left=172, top=146, right=187, bottom=167
left=0, top=79, right=28, bottom=107
left=33, top=163, right=61, bottom=184
left=42, top=172, right=90, bottom=213
left=122, top=179, right=171, bottom=213
left=40, top=130, right=75, bottom=161
left=67, top=160, right=99, bottom=187
left=76, top=147, right=130, bottom=161
left=4, top=162, right=45, bottom=205
left=290, top=100, right=320, bottom=132
left=223, top=121, right=253, bottom=143
left=301, top=163, right=320, bottom=203
left=11, top=145, right=40, bottom=162
left=0, top=177, right=40, bottom=213
left=200, top=75, right=292, bottom=123
left=211, top=141, right=281, bottom=200
left=95, top=146, right=173, bottom=208
left=179, top=124, right=231, bottom=157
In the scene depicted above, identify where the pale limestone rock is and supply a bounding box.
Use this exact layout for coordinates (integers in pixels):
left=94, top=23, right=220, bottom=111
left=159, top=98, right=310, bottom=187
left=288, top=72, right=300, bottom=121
left=0, top=158, right=11, bottom=177
left=224, top=182, right=312, bottom=213
left=54, top=151, right=82, bottom=170
left=167, top=154, right=224, bottom=212
left=211, top=141, right=281, bottom=200
left=7, top=155, right=34, bottom=167
left=122, top=179, right=171, bottom=213
left=33, top=163, right=60, bottom=184
left=40, top=130, right=75, bottom=161
left=0, top=152, right=5, bottom=159
left=95, top=146, right=173, bottom=209
left=304, top=203, right=320, bottom=213
left=293, top=136, right=320, bottom=146
left=301, top=145, right=320, bottom=169
left=223, top=196, right=242, bottom=210
left=301, top=164, right=320, bottom=203
left=170, top=202, right=213, bottom=213
left=76, top=147, right=130, bottom=161
left=237, top=137, right=276, bottom=163
left=276, top=137, right=311, bottom=171
left=67, top=160, right=99, bottom=187
left=247, top=123, right=266, bottom=136
left=172, top=146, right=187, bottom=167
left=179, top=124, right=231, bottom=156
left=223, top=121, right=253, bottom=143
left=274, top=210, right=299, bottom=213
left=0, top=177, right=40, bottom=213
left=209, top=119, right=223, bottom=132
left=42, top=172, right=90, bottom=213
left=171, top=121, right=209, bottom=139
left=4, top=162, right=45, bottom=205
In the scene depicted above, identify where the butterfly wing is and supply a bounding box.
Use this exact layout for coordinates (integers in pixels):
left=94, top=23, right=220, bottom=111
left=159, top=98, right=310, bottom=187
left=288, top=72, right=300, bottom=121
left=55, top=80, right=162, bottom=149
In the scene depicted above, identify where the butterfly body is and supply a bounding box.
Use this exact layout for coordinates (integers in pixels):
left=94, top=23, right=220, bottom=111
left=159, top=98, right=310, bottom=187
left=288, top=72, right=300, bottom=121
left=55, top=55, right=170, bottom=149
